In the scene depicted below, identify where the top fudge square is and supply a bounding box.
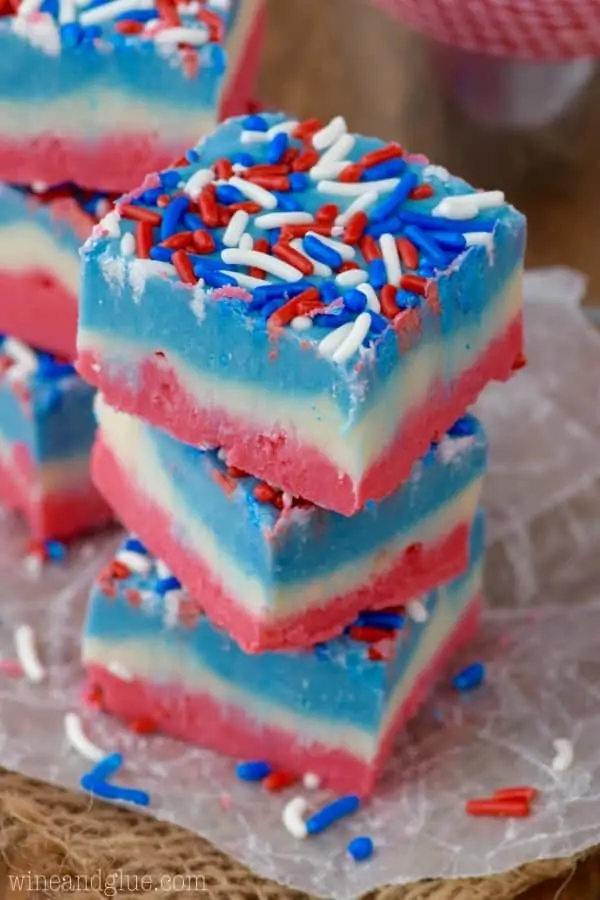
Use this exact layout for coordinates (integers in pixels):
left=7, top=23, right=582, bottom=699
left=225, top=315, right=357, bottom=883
left=0, top=0, right=235, bottom=192
left=78, top=113, right=526, bottom=515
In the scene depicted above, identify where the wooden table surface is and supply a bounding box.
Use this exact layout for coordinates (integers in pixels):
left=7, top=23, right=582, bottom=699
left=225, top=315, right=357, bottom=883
left=259, top=0, right=600, bottom=301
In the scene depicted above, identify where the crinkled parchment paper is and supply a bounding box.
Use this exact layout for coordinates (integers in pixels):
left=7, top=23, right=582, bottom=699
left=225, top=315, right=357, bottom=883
left=1, top=268, right=599, bottom=899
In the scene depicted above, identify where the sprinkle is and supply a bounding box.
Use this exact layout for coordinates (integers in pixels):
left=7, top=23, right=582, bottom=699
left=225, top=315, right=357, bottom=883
left=291, top=316, right=313, bottom=331
left=222, top=271, right=268, bottom=289
left=119, top=203, right=161, bottom=226
left=361, top=142, right=403, bottom=168
left=332, top=312, right=372, bottom=363
left=14, top=624, right=45, bottom=683
left=465, top=232, right=494, bottom=251
left=403, top=225, right=448, bottom=267
left=303, top=234, right=343, bottom=269
left=306, top=795, right=360, bottom=835
left=79, top=0, right=155, bottom=26
left=493, top=786, right=539, bottom=803
left=267, top=132, right=289, bottom=165
left=115, top=549, right=152, bottom=574
left=221, top=248, right=303, bottom=282
left=254, top=212, right=313, bottom=229
left=347, top=836, right=374, bottom=862
left=432, top=197, right=479, bottom=220
left=44, top=539, right=66, bottom=562
left=120, top=232, right=135, bottom=256
left=318, top=178, right=400, bottom=196
left=243, top=114, right=269, bottom=131
left=172, top=250, right=197, bottom=284
left=241, top=130, right=271, bottom=145
left=311, top=132, right=355, bottom=174
left=311, top=232, right=355, bottom=261
left=289, top=240, right=332, bottom=278
left=312, top=115, right=347, bottom=151
left=263, top=771, right=298, bottom=793
left=228, top=176, right=277, bottom=210
left=236, top=760, right=272, bottom=781
left=318, top=321, right=354, bottom=359
left=64, top=712, right=106, bottom=763
left=86, top=752, right=123, bottom=783
left=552, top=738, right=574, bottom=772
left=355, top=611, right=404, bottom=628
left=400, top=273, right=427, bottom=296
left=135, top=221, right=154, bottom=258
left=80, top=773, right=150, bottom=807
left=222, top=209, right=250, bottom=248
left=183, top=168, right=214, bottom=199
left=273, top=242, right=314, bottom=276
left=282, top=796, right=309, bottom=839
left=335, top=191, right=379, bottom=226
left=466, top=798, right=530, bottom=817
left=368, top=259, right=387, bottom=290
left=267, top=119, right=299, bottom=138
left=379, top=233, right=402, bottom=285
left=336, top=268, right=368, bottom=287
left=380, top=284, right=399, bottom=319
left=371, top=171, right=418, bottom=222
left=396, top=236, right=419, bottom=270
left=452, top=661, right=485, bottom=691
left=406, top=598, right=428, bottom=623
left=302, top=772, right=321, bottom=791
left=356, top=283, right=381, bottom=313
left=154, top=25, right=209, bottom=45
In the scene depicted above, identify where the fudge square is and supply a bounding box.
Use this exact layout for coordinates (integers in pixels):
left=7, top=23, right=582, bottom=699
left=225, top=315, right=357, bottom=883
left=93, top=397, right=486, bottom=651
left=0, top=0, right=265, bottom=193
left=83, top=511, right=485, bottom=796
left=0, top=184, right=116, bottom=359
left=78, top=113, right=526, bottom=515
left=0, top=337, right=111, bottom=541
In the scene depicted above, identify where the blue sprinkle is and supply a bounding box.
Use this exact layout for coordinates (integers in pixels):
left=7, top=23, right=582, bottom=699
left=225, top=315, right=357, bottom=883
left=185, top=149, right=200, bottom=164
left=60, top=22, right=82, bottom=47
left=187, top=254, right=223, bottom=271
left=313, top=311, right=355, bottom=328
left=347, top=836, right=374, bottom=862
left=452, top=661, right=485, bottom=692
left=396, top=291, right=421, bottom=309
left=40, top=0, right=58, bottom=13
left=44, top=540, right=66, bottom=562
left=267, top=132, right=288, bottom=164
left=303, top=235, right=343, bottom=269
left=448, top=415, right=477, bottom=437
left=367, top=259, right=387, bottom=290
left=230, top=152, right=255, bottom=167
left=184, top=212, right=204, bottom=231
left=194, top=267, right=237, bottom=288
left=155, top=576, right=181, bottom=595
left=343, top=290, right=367, bottom=313
left=124, top=537, right=148, bottom=554
left=80, top=774, right=150, bottom=808
left=403, top=225, right=448, bottom=267
left=115, top=7, right=156, bottom=19
left=216, top=185, right=245, bottom=205
left=320, top=281, right=339, bottom=304
left=275, top=193, right=301, bottom=212
left=430, top=231, right=467, bottom=251
left=242, top=114, right=269, bottom=131
left=160, top=195, right=190, bottom=241
left=365, top=216, right=402, bottom=239
left=250, top=282, right=312, bottom=310
left=159, top=170, right=181, bottom=189
left=371, top=171, right=418, bottom=223
left=138, top=188, right=162, bottom=205
left=355, top=611, right=404, bottom=629
left=306, top=795, right=361, bottom=835
left=361, top=157, right=406, bottom=181
left=37, top=355, right=75, bottom=379
left=400, top=210, right=495, bottom=233
left=149, top=246, right=173, bottom=263
left=87, top=753, right=123, bottom=782
left=210, top=43, right=227, bottom=75
left=289, top=173, right=309, bottom=192
left=261, top=296, right=292, bottom=318
left=81, top=24, right=101, bottom=42
left=368, top=312, right=388, bottom=334
left=37, top=386, right=62, bottom=414
left=235, top=760, right=271, bottom=781
left=314, top=643, right=330, bottom=660
left=269, top=229, right=282, bottom=246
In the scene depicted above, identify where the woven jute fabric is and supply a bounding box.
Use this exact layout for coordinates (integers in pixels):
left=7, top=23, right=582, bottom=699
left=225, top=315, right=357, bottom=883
left=1, top=768, right=599, bottom=900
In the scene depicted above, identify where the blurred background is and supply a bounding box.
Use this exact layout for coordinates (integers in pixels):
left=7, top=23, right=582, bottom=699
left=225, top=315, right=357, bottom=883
left=257, top=0, right=600, bottom=301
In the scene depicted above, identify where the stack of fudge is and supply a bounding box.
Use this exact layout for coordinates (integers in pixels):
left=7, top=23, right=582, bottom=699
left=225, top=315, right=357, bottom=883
left=0, top=0, right=263, bottom=540
left=79, top=112, right=526, bottom=796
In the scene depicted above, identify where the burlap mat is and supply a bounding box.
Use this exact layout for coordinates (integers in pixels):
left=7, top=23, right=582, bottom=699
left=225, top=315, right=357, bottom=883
left=3, top=2, right=600, bottom=898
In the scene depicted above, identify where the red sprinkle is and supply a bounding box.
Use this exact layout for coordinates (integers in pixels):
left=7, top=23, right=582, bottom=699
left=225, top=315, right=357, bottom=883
left=396, top=237, right=419, bottom=270
left=172, top=249, right=197, bottom=285
left=244, top=164, right=289, bottom=178
left=109, top=560, right=131, bottom=580
left=343, top=211, right=368, bottom=244
left=198, top=185, right=220, bottom=228
left=493, top=786, right=539, bottom=803
left=338, top=260, right=360, bottom=271
left=228, top=201, right=262, bottom=215
left=280, top=223, right=331, bottom=241
left=156, top=0, right=179, bottom=26
left=114, top=18, right=143, bottom=33
left=338, top=163, right=363, bottom=183
left=262, top=771, right=298, bottom=793
left=192, top=229, right=216, bottom=254
left=246, top=174, right=290, bottom=192
left=410, top=183, right=434, bottom=200
left=512, top=351, right=527, bottom=371
left=465, top=798, right=530, bottom=818
left=130, top=716, right=158, bottom=735
left=227, top=465, right=247, bottom=479
left=213, top=470, right=237, bottom=495
left=360, top=235, right=381, bottom=263
left=250, top=238, right=269, bottom=277
left=400, top=274, right=427, bottom=295
left=273, top=242, right=314, bottom=276
left=197, top=7, right=224, bottom=41
left=85, top=684, right=104, bottom=708
left=349, top=626, right=395, bottom=644
left=162, top=230, right=194, bottom=250
left=253, top=483, right=279, bottom=504
left=315, top=203, right=339, bottom=224
left=268, top=287, right=321, bottom=328
left=156, top=193, right=174, bottom=208
left=214, top=158, right=233, bottom=180
left=360, top=142, right=404, bottom=168
left=380, top=284, right=400, bottom=320
left=282, top=147, right=299, bottom=165
left=293, top=118, right=323, bottom=141
left=292, top=149, right=320, bottom=172
left=120, top=203, right=162, bottom=226
left=125, top=588, right=142, bottom=608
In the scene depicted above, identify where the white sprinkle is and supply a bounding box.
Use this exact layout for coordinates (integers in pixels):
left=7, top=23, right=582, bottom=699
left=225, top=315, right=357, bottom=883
left=303, top=772, right=321, bottom=790
left=222, top=271, right=269, bottom=289
left=58, top=0, right=76, bottom=25
left=241, top=130, right=271, bottom=145
left=318, top=178, right=399, bottom=197
left=183, top=168, right=214, bottom=199
left=433, top=197, right=479, bottom=220
left=312, top=115, right=347, bottom=151
left=307, top=232, right=356, bottom=261
left=17, top=0, right=42, bottom=16
left=309, top=162, right=349, bottom=181
left=64, top=712, right=106, bottom=763
left=473, top=190, right=505, bottom=210
left=282, top=796, right=309, bottom=839
left=317, top=132, right=355, bottom=166
left=290, top=240, right=332, bottom=278
left=335, top=269, right=368, bottom=288
left=107, top=661, right=133, bottom=681
left=222, top=209, right=250, bottom=248
left=254, top=212, right=313, bottom=230
left=163, top=589, right=183, bottom=628
left=80, top=0, right=154, bottom=25
left=464, top=232, right=494, bottom=252
left=232, top=163, right=248, bottom=175
left=379, top=232, right=402, bottom=285
left=120, top=233, right=135, bottom=257
left=267, top=119, right=299, bottom=138
left=356, top=282, right=381, bottom=313
left=221, top=248, right=302, bottom=282
left=115, top=549, right=152, bottom=574
left=423, top=164, right=451, bottom=182
left=99, top=209, right=121, bottom=238
left=238, top=233, right=254, bottom=252
left=154, top=25, right=209, bottom=45
left=14, top=625, right=45, bottom=683
left=552, top=738, right=574, bottom=772
left=332, top=312, right=372, bottom=364
left=291, top=316, right=313, bottom=332
left=31, top=180, right=48, bottom=193
left=228, top=176, right=277, bottom=210
left=318, top=321, right=354, bottom=359
left=407, top=599, right=429, bottom=623
left=22, top=554, right=43, bottom=580
left=4, top=337, right=37, bottom=378
left=155, top=559, right=173, bottom=580
left=336, top=190, right=379, bottom=226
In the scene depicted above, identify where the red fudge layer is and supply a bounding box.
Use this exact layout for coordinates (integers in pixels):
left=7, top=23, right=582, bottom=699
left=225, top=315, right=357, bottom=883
left=86, top=593, right=481, bottom=797
left=80, top=312, right=522, bottom=516
left=0, top=271, right=77, bottom=360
